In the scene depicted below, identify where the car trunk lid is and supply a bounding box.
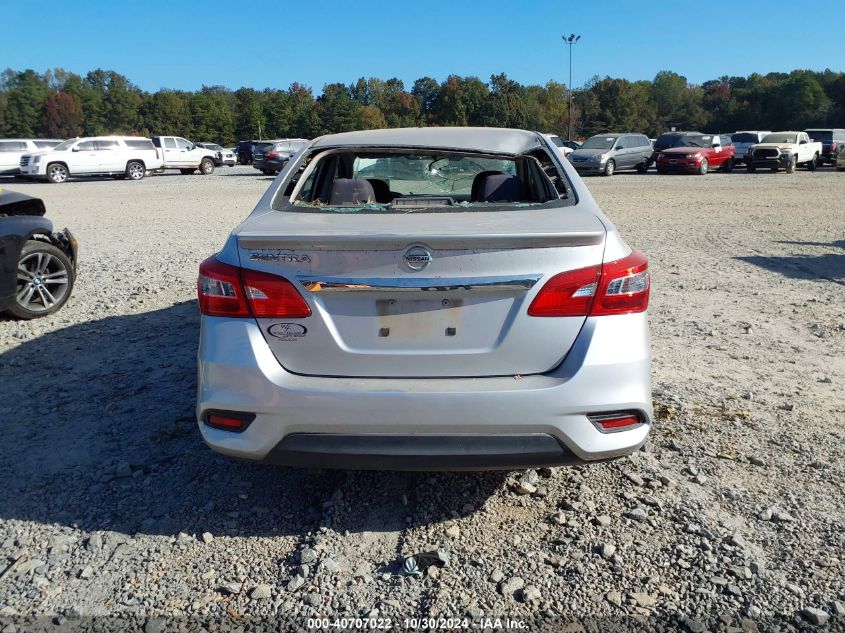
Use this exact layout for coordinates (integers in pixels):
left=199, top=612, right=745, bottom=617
left=236, top=207, right=606, bottom=378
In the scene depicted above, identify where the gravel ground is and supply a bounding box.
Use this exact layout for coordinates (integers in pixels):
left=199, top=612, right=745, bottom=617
left=0, top=166, right=843, bottom=632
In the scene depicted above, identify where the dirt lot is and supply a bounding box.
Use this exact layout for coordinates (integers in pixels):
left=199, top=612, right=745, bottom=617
left=0, top=166, right=843, bottom=632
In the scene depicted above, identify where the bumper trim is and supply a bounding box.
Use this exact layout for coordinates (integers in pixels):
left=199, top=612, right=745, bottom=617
left=262, top=432, right=582, bottom=471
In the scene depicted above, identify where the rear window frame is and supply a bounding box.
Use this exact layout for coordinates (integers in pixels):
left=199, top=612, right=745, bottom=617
left=272, top=145, right=577, bottom=213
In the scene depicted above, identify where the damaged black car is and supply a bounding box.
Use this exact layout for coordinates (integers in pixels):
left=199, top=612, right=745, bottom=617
left=0, top=190, right=77, bottom=319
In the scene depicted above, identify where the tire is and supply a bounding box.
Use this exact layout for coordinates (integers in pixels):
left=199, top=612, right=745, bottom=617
left=785, top=156, right=796, bottom=174
left=746, top=164, right=756, bottom=173
left=635, top=159, right=648, bottom=174
left=656, top=166, right=668, bottom=175
left=46, top=163, right=69, bottom=184
left=7, top=240, right=75, bottom=319
left=722, top=158, right=734, bottom=173
left=260, top=169, right=273, bottom=175
left=602, top=159, right=615, bottom=177
left=126, top=160, right=145, bottom=181
left=697, top=158, right=708, bottom=175
left=180, top=168, right=195, bottom=175
left=807, top=154, right=818, bottom=171
left=199, top=158, right=215, bottom=175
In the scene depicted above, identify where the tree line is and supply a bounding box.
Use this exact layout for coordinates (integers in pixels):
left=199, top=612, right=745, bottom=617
left=1, top=67, right=843, bottom=144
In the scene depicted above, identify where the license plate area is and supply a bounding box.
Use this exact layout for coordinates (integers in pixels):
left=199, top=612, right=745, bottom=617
left=669, top=159, right=678, bottom=165
left=375, top=297, right=464, bottom=341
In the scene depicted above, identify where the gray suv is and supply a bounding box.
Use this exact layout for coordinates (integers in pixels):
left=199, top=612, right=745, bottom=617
left=569, top=133, right=652, bottom=176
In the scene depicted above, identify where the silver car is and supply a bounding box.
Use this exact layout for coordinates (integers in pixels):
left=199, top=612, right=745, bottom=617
left=196, top=127, right=652, bottom=470
left=569, top=133, right=652, bottom=176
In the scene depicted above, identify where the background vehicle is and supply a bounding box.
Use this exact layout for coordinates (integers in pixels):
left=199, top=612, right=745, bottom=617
left=252, top=139, right=309, bottom=174
left=569, top=133, right=652, bottom=176
left=0, top=190, right=76, bottom=318
left=0, top=139, right=63, bottom=175
left=655, top=134, right=736, bottom=175
left=546, top=134, right=581, bottom=152
left=746, top=132, right=822, bottom=173
left=730, top=131, right=770, bottom=165
left=151, top=136, right=217, bottom=175
left=803, top=129, right=845, bottom=166
left=649, top=131, right=703, bottom=166
left=19, top=137, right=161, bottom=183
left=196, top=127, right=652, bottom=470
left=195, top=143, right=237, bottom=167
left=236, top=140, right=262, bottom=164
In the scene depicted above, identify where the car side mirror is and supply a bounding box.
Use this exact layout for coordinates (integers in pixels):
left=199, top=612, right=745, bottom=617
left=616, top=145, right=624, bottom=150
left=712, top=143, right=720, bottom=148
left=71, top=147, right=80, bottom=152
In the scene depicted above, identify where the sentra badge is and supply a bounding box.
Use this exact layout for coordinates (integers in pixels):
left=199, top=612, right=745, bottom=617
left=249, top=250, right=311, bottom=263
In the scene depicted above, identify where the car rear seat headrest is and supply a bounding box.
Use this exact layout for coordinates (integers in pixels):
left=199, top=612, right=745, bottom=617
left=328, top=178, right=376, bottom=205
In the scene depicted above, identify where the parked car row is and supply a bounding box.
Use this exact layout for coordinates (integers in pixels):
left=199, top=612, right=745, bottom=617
left=565, top=127, right=844, bottom=176
left=4, top=135, right=227, bottom=183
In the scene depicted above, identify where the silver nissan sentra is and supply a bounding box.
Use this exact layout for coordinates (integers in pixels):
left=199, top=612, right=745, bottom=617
left=196, top=127, right=652, bottom=470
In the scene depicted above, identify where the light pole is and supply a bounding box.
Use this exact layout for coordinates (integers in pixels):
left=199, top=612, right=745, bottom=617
left=563, top=33, right=581, bottom=141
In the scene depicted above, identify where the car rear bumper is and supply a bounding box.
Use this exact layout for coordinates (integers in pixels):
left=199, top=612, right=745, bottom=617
left=197, top=312, right=652, bottom=470
left=253, top=159, right=286, bottom=172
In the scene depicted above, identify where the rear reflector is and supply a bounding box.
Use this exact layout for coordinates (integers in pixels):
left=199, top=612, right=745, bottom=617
left=588, top=412, right=643, bottom=433
left=197, top=256, right=311, bottom=318
left=528, top=250, right=649, bottom=317
left=205, top=411, right=255, bottom=432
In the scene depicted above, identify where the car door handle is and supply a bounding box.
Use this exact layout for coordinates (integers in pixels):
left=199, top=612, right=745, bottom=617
left=298, top=275, right=542, bottom=293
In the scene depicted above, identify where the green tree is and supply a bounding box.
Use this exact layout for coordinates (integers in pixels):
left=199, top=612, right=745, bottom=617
left=142, top=90, right=192, bottom=136
left=2, top=69, right=47, bottom=136
left=411, top=77, right=439, bottom=124
left=316, top=83, right=361, bottom=134
left=430, top=75, right=467, bottom=126
left=233, top=88, right=266, bottom=140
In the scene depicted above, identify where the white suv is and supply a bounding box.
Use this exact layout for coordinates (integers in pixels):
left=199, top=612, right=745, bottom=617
left=0, top=139, right=63, bottom=175
left=19, top=136, right=163, bottom=183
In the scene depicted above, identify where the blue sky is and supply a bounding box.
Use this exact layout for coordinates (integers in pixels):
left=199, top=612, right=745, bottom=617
left=4, top=1, right=844, bottom=92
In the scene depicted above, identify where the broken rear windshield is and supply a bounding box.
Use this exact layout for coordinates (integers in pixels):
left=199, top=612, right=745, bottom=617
left=281, top=150, right=568, bottom=213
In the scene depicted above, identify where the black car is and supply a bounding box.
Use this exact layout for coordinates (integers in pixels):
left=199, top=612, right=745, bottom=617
left=1, top=190, right=77, bottom=319
left=252, top=139, right=308, bottom=175
left=648, top=131, right=703, bottom=166
left=236, top=140, right=263, bottom=165
left=804, top=129, right=845, bottom=165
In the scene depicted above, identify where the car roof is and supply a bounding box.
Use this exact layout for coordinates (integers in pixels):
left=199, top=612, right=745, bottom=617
left=0, top=138, right=62, bottom=142
left=310, top=127, right=543, bottom=155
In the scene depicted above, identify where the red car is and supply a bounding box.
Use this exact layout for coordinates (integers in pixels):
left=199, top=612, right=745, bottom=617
left=655, top=134, right=735, bottom=175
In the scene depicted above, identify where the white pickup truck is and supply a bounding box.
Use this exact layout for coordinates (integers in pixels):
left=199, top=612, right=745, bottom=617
left=19, top=136, right=163, bottom=183
left=151, top=136, right=218, bottom=175
left=746, top=131, right=822, bottom=173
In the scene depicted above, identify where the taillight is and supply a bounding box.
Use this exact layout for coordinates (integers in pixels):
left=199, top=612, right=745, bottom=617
left=528, top=250, right=649, bottom=317
left=198, top=257, right=249, bottom=317
left=197, top=257, right=311, bottom=318
left=527, top=265, right=601, bottom=317
left=266, top=151, right=280, bottom=159
left=830, top=142, right=837, bottom=154
left=242, top=269, right=311, bottom=318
